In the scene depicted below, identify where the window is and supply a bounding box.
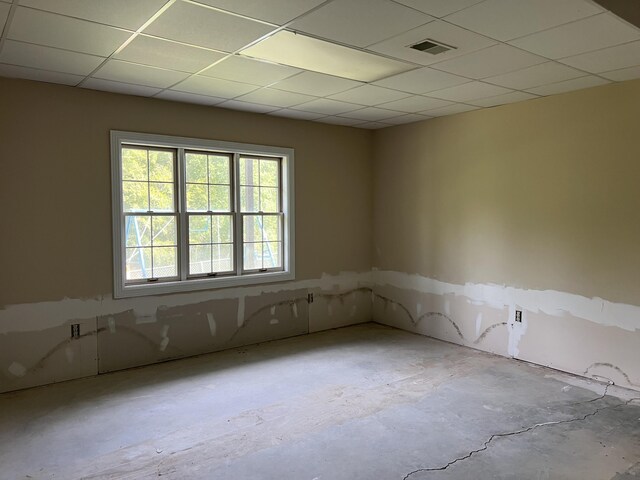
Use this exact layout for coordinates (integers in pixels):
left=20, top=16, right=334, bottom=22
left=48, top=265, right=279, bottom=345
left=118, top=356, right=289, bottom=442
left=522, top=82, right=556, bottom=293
left=111, top=131, right=294, bottom=298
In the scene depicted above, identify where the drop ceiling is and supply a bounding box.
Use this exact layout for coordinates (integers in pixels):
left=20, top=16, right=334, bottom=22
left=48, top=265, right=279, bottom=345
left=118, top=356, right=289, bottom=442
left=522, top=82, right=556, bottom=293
left=0, top=0, right=639, bottom=129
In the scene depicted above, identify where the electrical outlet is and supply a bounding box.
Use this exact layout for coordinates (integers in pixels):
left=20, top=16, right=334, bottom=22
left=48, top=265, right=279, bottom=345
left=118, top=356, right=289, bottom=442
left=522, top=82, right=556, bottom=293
left=307, top=293, right=314, bottom=303
left=70, top=324, right=80, bottom=339
left=515, top=310, right=522, bottom=323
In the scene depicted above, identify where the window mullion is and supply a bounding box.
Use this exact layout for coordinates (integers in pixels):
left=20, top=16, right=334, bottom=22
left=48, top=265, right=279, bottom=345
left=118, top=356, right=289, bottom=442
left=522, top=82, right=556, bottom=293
left=178, top=148, right=188, bottom=281
left=233, top=152, right=242, bottom=276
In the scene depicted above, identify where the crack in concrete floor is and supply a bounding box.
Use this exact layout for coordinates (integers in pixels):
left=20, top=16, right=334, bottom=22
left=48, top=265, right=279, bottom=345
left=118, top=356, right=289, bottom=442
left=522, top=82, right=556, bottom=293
left=402, top=383, right=640, bottom=479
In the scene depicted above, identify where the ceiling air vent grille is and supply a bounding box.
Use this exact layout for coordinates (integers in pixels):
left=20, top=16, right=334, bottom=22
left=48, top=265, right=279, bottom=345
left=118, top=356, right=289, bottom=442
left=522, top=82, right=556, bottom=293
left=409, top=39, right=456, bottom=55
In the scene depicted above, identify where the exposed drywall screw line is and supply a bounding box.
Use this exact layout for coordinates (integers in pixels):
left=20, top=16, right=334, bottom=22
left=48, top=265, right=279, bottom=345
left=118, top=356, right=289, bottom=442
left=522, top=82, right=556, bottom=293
left=401, top=384, right=640, bottom=479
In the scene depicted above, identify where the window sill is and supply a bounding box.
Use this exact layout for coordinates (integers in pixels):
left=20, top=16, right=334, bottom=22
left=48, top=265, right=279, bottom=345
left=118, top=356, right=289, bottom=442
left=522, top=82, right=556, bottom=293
left=114, top=270, right=295, bottom=299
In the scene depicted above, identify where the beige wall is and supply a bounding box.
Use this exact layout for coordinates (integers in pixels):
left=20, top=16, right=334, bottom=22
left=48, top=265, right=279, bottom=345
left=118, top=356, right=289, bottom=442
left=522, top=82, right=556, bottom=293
left=372, top=79, right=640, bottom=306
left=0, top=78, right=372, bottom=306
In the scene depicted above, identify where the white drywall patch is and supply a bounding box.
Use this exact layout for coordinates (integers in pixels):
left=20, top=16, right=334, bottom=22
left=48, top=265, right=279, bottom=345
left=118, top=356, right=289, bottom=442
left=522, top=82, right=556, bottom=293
left=475, top=313, right=483, bottom=337
left=207, top=313, right=217, bottom=336
left=270, top=319, right=279, bottom=325
left=507, top=306, right=527, bottom=357
left=8, top=362, right=26, bottom=377
left=159, top=325, right=170, bottom=351
left=292, top=303, right=298, bottom=318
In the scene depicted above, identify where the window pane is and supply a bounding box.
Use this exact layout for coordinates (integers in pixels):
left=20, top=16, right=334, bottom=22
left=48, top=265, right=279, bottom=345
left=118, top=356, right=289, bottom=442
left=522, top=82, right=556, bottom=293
left=152, top=216, right=177, bottom=246
left=149, top=183, right=174, bottom=212
left=239, top=157, right=259, bottom=185
left=186, top=183, right=208, bottom=211
left=262, top=215, right=280, bottom=242
left=186, top=153, right=207, bottom=183
left=126, top=247, right=152, bottom=280
left=259, top=159, right=279, bottom=187
left=243, top=215, right=262, bottom=243
left=153, top=247, right=177, bottom=278
left=209, top=185, right=230, bottom=212
left=189, top=215, right=211, bottom=244
left=122, top=148, right=148, bottom=181
left=263, top=241, right=282, bottom=269
left=189, top=244, right=211, bottom=275
left=243, top=242, right=262, bottom=271
left=123, top=181, right=149, bottom=212
left=260, top=187, right=279, bottom=213
left=240, top=185, right=259, bottom=212
left=211, top=215, right=232, bottom=243
left=209, top=155, right=230, bottom=184
left=125, top=216, right=151, bottom=247
left=149, top=150, right=174, bottom=182
left=212, top=243, right=233, bottom=272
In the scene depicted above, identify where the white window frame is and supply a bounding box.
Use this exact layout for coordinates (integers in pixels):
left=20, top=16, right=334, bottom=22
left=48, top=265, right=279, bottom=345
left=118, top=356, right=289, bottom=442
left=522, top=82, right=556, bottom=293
left=111, top=130, right=295, bottom=299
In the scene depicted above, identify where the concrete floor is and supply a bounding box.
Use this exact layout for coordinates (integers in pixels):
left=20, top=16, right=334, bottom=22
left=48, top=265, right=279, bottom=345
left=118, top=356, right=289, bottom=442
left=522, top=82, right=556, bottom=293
left=1, top=323, right=639, bottom=480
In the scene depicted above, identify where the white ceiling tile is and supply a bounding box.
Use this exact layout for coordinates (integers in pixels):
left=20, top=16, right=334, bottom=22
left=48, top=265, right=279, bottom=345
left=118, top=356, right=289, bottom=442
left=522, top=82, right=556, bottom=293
left=155, top=90, right=226, bottom=105
left=380, top=113, right=431, bottom=125
left=18, top=0, right=167, bottom=30
left=392, top=0, right=484, bottom=18
left=427, top=81, right=512, bottom=102
left=291, top=0, right=433, bottom=48
left=0, top=63, right=83, bottom=86
left=115, top=35, right=226, bottom=73
left=338, top=106, right=405, bottom=121
left=218, top=99, right=280, bottom=113
left=373, top=66, right=470, bottom=94
left=291, top=98, right=362, bottom=115
left=367, top=20, right=496, bottom=66
left=445, top=0, right=602, bottom=42
left=510, top=13, right=640, bottom=59
left=201, top=55, right=300, bottom=86
left=145, top=1, right=275, bottom=52
left=484, top=61, right=584, bottom=90
left=356, top=122, right=389, bottom=129
left=525, top=76, right=610, bottom=96
left=600, top=65, right=640, bottom=82
left=234, top=87, right=316, bottom=107
left=192, top=0, right=327, bottom=24
left=431, top=44, right=546, bottom=79
left=421, top=103, right=479, bottom=116
left=94, top=60, right=189, bottom=88
left=318, top=116, right=364, bottom=126
left=172, top=75, right=259, bottom=98
left=81, top=77, right=162, bottom=96
left=328, top=85, right=410, bottom=106
left=268, top=109, right=326, bottom=120
left=468, top=91, right=537, bottom=107
left=0, top=40, right=104, bottom=76
left=559, top=41, right=640, bottom=74
left=271, top=71, right=362, bottom=96
left=0, top=3, right=10, bottom=30
left=7, top=7, right=131, bottom=56
left=376, top=95, right=452, bottom=112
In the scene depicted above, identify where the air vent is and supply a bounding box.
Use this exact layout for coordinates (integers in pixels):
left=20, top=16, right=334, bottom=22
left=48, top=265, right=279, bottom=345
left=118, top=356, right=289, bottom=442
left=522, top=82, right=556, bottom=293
left=409, top=39, right=456, bottom=55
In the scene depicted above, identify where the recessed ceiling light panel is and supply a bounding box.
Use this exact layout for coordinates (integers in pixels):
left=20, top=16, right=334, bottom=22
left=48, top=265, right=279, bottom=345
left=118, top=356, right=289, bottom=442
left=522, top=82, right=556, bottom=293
left=240, top=31, right=414, bottom=82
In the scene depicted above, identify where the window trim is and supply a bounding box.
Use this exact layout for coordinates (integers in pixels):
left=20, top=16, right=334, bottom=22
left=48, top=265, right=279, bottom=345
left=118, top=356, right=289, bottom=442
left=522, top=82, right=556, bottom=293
left=111, top=130, right=295, bottom=299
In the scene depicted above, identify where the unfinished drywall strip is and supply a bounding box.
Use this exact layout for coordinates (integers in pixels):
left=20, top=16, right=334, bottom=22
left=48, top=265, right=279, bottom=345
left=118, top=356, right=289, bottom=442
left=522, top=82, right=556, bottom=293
left=372, top=270, right=640, bottom=391
left=373, top=270, right=640, bottom=332
left=0, top=271, right=372, bottom=334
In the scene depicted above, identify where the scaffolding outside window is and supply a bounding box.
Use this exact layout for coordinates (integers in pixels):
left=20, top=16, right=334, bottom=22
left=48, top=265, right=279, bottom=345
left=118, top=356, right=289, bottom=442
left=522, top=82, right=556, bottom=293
left=111, top=131, right=295, bottom=298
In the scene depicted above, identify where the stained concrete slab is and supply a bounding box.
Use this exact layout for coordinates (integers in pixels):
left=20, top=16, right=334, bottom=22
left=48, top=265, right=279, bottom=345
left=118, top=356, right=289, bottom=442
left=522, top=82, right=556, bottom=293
left=0, top=323, right=638, bottom=479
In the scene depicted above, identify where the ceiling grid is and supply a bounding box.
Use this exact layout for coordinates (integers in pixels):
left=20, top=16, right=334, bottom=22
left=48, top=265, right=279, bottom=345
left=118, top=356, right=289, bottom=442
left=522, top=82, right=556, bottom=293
left=0, top=0, right=638, bottom=128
